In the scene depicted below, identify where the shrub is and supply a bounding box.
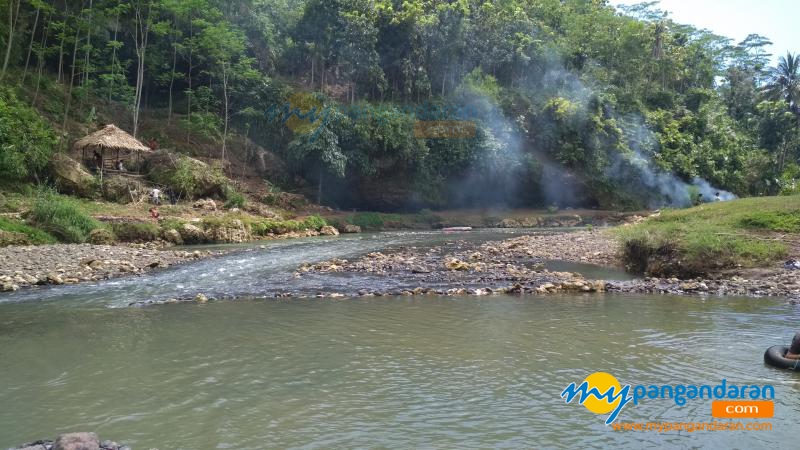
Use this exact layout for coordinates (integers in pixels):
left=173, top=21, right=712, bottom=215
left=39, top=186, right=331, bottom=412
left=302, top=215, right=327, bottom=231
left=30, top=192, right=101, bottom=243
left=110, top=222, right=160, bottom=242
left=0, top=217, right=56, bottom=245
left=0, top=88, right=57, bottom=181
left=223, top=185, right=246, bottom=209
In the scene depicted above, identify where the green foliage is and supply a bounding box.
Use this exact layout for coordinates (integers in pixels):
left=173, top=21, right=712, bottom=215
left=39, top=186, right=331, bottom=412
left=0, top=0, right=797, bottom=210
left=302, top=214, right=327, bottom=231
left=347, top=212, right=401, bottom=230
left=0, top=88, right=57, bottom=181
left=223, top=185, right=246, bottom=209
left=739, top=211, right=800, bottom=233
left=0, top=218, right=57, bottom=245
left=30, top=192, right=102, bottom=243
left=110, top=222, right=161, bottom=242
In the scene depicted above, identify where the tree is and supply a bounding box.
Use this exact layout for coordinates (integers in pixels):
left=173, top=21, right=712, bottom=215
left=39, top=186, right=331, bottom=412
left=764, top=52, right=800, bottom=116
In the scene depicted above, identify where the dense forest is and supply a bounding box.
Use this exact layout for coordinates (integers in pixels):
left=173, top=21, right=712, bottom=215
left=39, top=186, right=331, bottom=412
left=0, top=0, right=798, bottom=210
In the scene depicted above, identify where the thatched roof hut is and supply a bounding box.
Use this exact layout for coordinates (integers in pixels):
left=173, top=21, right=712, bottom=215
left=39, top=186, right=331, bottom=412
left=73, top=124, right=151, bottom=172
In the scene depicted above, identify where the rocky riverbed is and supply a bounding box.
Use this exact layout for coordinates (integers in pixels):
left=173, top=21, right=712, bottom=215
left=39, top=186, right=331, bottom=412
left=0, top=243, right=219, bottom=292
left=287, top=230, right=800, bottom=300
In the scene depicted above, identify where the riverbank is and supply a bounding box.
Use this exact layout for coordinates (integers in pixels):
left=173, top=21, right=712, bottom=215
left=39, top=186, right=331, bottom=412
left=0, top=243, right=219, bottom=292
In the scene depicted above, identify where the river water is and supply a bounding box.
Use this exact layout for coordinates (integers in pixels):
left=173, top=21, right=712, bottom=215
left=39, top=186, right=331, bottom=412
left=1, top=231, right=799, bottom=449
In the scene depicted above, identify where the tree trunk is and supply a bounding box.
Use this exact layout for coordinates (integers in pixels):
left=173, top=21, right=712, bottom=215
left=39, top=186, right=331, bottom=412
left=62, top=10, right=83, bottom=137
left=317, top=168, right=323, bottom=204
left=132, top=1, right=151, bottom=139
left=32, top=15, right=49, bottom=105
left=22, top=5, right=41, bottom=84
left=186, top=17, right=194, bottom=143
left=108, top=10, right=119, bottom=102
left=0, top=0, right=21, bottom=83
left=221, top=64, right=229, bottom=162
left=82, top=0, right=93, bottom=88
left=167, top=23, right=177, bottom=123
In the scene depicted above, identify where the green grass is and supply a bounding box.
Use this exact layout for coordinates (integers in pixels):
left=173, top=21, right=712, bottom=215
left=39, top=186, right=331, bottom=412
left=29, top=191, right=103, bottom=243
left=615, top=196, right=798, bottom=276
left=0, top=217, right=57, bottom=245
left=110, top=222, right=160, bottom=242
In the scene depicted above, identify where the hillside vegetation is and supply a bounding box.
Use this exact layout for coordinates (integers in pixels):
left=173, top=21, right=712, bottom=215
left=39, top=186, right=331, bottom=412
left=0, top=0, right=797, bottom=212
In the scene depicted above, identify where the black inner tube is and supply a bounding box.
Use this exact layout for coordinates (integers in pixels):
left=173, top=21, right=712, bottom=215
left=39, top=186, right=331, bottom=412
left=764, top=345, right=800, bottom=370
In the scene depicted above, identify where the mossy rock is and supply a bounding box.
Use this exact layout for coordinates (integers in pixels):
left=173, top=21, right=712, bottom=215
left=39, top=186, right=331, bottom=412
left=47, top=153, right=97, bottom=198
left=102, top=175, right=143, bottom=204
left=144, top=151, right=228, bottom=199
left=88, top=228, right=115, bottom=245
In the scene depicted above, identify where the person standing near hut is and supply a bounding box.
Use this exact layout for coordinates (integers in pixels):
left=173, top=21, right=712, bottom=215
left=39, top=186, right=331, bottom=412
left=150, top=187, right=162, bottom=205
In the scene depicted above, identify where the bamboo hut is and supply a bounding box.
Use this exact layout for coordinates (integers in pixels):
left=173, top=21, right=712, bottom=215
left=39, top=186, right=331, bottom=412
left=73, top=124, right=152, bottom=174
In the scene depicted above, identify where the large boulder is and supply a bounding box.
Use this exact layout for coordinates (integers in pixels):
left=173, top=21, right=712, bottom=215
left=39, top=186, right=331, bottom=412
left=162, top=228, right=184, bottom=245
left=179, top=223, right=207, bottom=244
left=101, top=175, right=142, bottom=204
left=54, top=432, right=100, bottom=450
left=205, top=219, right=251, bottom=243
left=144, top=151, right=228, bottom=199
left=48, top=154, right=96, bottom=197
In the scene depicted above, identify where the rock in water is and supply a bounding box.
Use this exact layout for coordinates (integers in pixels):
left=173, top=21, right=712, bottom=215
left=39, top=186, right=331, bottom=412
left=54, top=432, right=100, bottom=450
left=342, top=224, right=362, bottom=234
left=320, top=225, right=340, bottom=236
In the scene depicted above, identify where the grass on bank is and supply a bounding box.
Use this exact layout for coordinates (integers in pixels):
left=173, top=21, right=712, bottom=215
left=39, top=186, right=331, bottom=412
left=0, top=217, right=57, bottom=245
left=29, top=191, right=104, bottom=243
left=616, top=195, right=799, bottom=276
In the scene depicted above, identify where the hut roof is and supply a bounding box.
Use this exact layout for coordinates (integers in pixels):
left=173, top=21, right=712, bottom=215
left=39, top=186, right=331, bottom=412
left=73, top=124, right=151, bottom=153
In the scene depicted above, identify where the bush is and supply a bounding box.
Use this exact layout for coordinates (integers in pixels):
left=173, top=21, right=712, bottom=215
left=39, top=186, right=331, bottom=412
left=302, top=215, right=327, bottom=231
left=223, top=185, right=246, bottom=209
left=110, top=222, right=160, bottom=242
left=0, top=217, right=56, bottom=245
left=30, top=192, right=102, bottom=243
left=0, top=88, right=57, bottom=181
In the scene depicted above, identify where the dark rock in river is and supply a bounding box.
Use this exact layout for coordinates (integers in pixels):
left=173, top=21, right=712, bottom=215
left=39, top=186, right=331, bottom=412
left=10, top=433, right=128, bottom=450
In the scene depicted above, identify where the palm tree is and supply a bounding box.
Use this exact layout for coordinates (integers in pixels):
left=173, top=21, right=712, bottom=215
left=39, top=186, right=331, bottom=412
left=764, top=52, right=800, bottom=115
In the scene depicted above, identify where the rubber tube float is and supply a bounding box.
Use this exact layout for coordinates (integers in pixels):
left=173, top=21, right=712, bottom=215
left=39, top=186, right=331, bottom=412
left=764, top=345, right=800, bottom=371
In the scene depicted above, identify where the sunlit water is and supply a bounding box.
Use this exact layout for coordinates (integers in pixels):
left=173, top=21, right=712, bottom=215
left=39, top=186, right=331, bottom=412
left=1, top=231, right=798, bottom=449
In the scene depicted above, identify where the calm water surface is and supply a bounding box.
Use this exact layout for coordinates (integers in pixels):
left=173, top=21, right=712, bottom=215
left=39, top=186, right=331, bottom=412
left=1, top=232, right=798, bottom=449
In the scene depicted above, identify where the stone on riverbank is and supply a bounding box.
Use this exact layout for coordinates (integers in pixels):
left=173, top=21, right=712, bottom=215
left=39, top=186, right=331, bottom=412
left=179, top=223, right=207, bottom=244
left=342, top=224, right=362, bottom=234
left=320, top=225, right=339, bottom=236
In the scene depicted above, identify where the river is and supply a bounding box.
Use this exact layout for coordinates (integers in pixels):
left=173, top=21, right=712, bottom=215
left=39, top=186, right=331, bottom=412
left=1, top=231, right=798, bottom=449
